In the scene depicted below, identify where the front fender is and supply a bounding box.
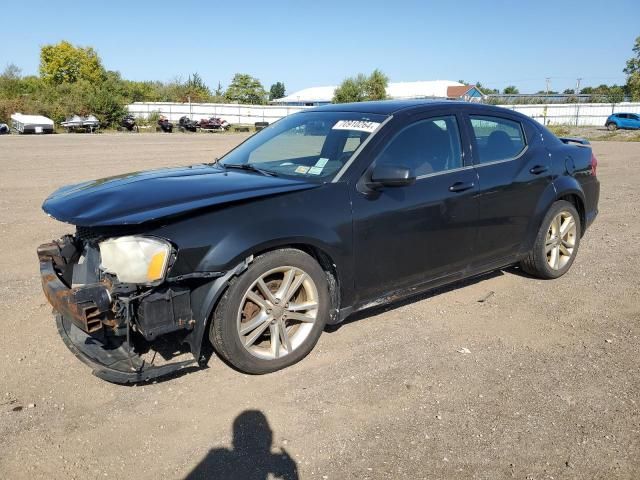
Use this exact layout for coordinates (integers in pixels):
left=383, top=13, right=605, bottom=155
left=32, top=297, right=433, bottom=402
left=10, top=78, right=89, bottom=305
left=184, top=257, right=252, bottom=361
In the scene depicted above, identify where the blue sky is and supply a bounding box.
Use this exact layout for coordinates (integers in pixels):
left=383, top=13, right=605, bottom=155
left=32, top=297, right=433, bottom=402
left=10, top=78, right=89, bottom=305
left=2, top=0, right=638, bottom=95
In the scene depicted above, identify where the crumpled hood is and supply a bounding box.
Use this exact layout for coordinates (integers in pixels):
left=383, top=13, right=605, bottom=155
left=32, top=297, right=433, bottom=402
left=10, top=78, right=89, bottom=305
left=43, top=164, right=318, bottom=226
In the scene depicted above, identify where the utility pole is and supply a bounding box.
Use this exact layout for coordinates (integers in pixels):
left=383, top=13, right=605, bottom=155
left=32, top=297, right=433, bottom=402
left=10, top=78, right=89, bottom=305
left=575, top=78, right=582, bottom=127
left=543, top=78, right=551, bottom=125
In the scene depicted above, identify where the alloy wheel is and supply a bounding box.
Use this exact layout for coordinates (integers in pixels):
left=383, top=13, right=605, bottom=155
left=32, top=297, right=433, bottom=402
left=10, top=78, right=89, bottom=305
left=546, top=210, right=577, bottom=270
left=237, top=266, right=319, bottom=360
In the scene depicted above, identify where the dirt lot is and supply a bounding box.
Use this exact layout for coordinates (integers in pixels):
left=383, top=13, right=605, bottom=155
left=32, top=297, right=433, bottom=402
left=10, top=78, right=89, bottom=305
left=0, top=133, right=638, bottom=480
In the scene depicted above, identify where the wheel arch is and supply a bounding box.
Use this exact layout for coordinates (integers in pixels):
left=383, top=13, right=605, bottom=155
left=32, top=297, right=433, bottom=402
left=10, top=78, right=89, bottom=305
left=553, top=175, right=586, bottom=235
left=249, top=242, right=342, bottom=324
left=521, top=178, right=586, bottom=255
left=189, top=240, right=344, bottom=358
left=556, top=193, right=585, bottom=235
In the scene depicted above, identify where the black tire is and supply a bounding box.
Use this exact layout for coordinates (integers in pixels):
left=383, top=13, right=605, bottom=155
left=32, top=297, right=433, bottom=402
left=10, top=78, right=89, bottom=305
left=521, top=200, right=581, bottom=279
left=210, top=249, right=330, bottom=374
left=606, top=122, right=617, bottom=131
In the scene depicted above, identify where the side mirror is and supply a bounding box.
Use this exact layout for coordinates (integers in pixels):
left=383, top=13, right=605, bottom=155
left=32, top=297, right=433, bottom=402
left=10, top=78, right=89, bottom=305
left=367, top=164, right=416, bottom=188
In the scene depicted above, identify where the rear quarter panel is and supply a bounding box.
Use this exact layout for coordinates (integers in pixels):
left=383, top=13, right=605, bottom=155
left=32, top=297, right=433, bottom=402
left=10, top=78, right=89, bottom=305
left=545, top=133, right=599, bottom=231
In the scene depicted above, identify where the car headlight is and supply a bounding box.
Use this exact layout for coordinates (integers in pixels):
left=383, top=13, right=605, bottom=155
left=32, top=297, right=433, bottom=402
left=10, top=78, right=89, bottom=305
left=99, top=236, right=171, bottom=284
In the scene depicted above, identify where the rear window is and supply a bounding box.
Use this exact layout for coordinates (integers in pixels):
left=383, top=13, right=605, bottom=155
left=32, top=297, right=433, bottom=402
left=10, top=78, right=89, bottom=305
left=469, top=115, right=526, bottom=164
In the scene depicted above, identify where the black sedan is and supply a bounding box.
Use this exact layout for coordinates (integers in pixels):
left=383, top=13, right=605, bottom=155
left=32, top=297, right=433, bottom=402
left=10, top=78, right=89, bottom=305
left=37, top=100, right=600, bottom=383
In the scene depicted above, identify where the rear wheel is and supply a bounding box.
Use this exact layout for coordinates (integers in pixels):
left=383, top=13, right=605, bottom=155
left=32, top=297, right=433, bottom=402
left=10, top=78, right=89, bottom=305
left=210, top=249, right=329, bottom=374
left=520, top=200, right=581, bottom=279
left=606, top=122, right=618, bottom=131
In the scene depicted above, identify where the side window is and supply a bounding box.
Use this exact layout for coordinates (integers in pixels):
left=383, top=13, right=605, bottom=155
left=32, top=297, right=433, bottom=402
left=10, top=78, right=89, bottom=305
left=469, top=115, right=526, bottom=164
left=376, top=116, right=462, bottom=177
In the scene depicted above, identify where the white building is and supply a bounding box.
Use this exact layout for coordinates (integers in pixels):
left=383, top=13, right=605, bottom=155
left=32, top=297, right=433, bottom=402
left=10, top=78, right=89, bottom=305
left=272, top=80, right=484, bottom=106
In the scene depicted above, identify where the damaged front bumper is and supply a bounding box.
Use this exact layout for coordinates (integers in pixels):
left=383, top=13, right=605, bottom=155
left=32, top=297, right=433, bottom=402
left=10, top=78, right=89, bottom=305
left=54, top=313, right=197, bottom=383
left=37, top=238, right=199, bottom=384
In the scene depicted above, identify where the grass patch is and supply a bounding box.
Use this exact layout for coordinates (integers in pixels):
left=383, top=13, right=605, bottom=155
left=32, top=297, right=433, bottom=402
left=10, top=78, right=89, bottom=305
left=547, top=125, right=571, bottom=136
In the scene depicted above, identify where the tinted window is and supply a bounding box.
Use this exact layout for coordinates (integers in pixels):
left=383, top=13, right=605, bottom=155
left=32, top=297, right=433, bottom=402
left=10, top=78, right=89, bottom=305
left=470, top=115, right=526, bottom=163
left=376, top=116, right=462, bottom=177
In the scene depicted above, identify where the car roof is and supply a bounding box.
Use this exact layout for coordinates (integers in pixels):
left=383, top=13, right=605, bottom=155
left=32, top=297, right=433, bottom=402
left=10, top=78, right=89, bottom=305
left=312, top=99, right=451, bottom=115
left=310, top=99, right=525, bottom=117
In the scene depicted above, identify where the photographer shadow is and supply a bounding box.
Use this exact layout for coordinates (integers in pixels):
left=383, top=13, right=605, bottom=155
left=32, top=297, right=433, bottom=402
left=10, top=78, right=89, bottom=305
left=185, top=410, right=298, bottom=480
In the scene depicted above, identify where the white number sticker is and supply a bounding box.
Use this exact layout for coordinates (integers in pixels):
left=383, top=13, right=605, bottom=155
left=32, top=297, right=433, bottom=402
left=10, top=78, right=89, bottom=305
left=332, top=120, right=380, bottom=133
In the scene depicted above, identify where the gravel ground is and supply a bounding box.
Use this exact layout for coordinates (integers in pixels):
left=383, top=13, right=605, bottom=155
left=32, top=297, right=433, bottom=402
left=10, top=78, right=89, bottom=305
left=0, top=133, right=638, bottom=480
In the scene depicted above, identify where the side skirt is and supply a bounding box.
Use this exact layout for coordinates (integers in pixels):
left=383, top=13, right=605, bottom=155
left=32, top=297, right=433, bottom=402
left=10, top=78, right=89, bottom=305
left=336, top=256, right=520, bottom=323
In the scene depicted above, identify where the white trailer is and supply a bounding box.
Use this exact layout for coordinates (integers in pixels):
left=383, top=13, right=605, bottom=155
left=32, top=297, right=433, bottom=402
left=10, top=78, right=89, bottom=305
left=11, top=113, right=54, bottom=134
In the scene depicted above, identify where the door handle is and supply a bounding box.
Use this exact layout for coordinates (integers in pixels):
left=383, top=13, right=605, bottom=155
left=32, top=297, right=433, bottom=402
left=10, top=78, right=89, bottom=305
left=449, top=181, right=474, bottom=193
left=529, top=165, right=548, bottom=175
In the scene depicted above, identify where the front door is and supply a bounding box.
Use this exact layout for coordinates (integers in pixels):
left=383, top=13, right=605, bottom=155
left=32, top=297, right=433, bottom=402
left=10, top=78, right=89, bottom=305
left=350, top=113, right=479, bottom=302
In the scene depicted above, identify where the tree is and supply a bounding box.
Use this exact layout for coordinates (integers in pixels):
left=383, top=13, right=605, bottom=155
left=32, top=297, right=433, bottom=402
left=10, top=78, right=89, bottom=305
left=503, top=85, right=519, bottom=94
left=0, top=64, right=24, bottom=99
left=269, top=82, right=286, bottom=100
left=40, top=41, right=105, bottom=85
left=181, top=72, right=212, bottom=102
left=332, top=70, right=389, bottom=103
left=214, top=81, right=224, bottom=97
left=624, top=36, right=640, bottom=101
left=563, top=89, right=575, bottom=95
left=225, top=73, right=267, bottom=104
left=605, top=85, right=625, bottom=103
left=333, top=74, right=367, bottom=103
left=364, top=69, right=388, bottom=100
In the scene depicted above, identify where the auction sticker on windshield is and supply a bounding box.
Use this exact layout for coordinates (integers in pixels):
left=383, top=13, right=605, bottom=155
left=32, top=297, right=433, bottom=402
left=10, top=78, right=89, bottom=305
left=332, top=120, right=380, bottom=133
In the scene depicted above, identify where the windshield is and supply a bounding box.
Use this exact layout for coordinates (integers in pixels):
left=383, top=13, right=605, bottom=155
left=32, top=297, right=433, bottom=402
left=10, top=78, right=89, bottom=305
left=219, top=111, right=388, bottom=181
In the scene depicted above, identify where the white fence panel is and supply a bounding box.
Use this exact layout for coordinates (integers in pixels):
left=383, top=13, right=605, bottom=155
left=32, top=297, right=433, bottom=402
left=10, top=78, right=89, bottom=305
left=127, top=102, right=311, bottom=125
left=127, top=101, right=640, bottom=127
left=498, top=102, right=640, bottom=126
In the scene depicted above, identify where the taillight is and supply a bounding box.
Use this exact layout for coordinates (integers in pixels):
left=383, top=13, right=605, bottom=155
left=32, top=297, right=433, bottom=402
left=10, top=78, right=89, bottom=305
left=590, top=152, right=598, bottom=176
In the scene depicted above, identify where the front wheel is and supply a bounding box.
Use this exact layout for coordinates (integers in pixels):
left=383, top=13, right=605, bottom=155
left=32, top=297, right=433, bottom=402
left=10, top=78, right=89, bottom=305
left=606, top=122, right=618, bottom=131
left=210, top=249, right=330, bottom=374
left=520, top=200, right=581, bottom=279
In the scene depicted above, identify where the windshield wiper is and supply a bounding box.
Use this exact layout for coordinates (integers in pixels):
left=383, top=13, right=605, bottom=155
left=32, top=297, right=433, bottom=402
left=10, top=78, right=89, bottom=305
left=221, top=163, right=278, bottom=177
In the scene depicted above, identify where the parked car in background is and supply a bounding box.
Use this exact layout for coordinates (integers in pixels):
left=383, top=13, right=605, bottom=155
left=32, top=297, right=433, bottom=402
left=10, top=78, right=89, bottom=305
left=605, top=113, right=640, bottom=131
left=37, top=101, right=600, bottom=383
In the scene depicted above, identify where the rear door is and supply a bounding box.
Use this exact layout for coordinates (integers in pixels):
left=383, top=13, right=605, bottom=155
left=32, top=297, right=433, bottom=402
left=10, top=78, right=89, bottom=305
left=463, top=111, right=552, bottom=266
left=350, top=111, right=479, bottom=302
left=618, top=114, right=629, bottom=128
